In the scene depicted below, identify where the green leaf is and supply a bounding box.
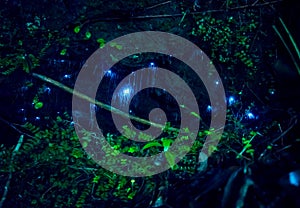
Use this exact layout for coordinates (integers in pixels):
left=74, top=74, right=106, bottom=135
left=142, top=141, right=162, bottom=151
left=74, top=26, right=81, bottom=33
left=128, top=146, right=138, bottom=153
left=85, top=31, right=92, bottom=39
left=161, top=138, right=173, bottom=151
left=60, top=48, right=67, bottom=56
left=34, top=101, right=43, bottom=109
left=165, top=151, right=176, bottom=168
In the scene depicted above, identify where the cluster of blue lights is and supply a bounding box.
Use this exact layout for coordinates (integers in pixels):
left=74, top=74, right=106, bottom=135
left=205, top=95, right=258, bottom=120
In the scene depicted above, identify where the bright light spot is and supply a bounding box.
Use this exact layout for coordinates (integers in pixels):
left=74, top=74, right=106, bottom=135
left=228, top=96, right=235, bottom=105
left=215, top=80, right=219, bottom=85
left=269, top=88, right=275, bottom=95
left=123, top=87, right=131, bottom=95
left=247, top=112, right=255, bottom=119
left=105, top=69, right=114, bottom=77
left=116, top=85, right=134, bottom=106
left=149, top=62, right=157, bottom=70
left=44, top=86, right=51, bottom=94
left=206, top=105, right=212, bottom=112
left=35, top=116, right=40, bottom=121
left=63, top=74, right=71, bottom=79
left=289, top=171, right=300, bottom=187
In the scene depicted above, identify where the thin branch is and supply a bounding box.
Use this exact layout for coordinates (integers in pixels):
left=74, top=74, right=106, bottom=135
left=32, top=73, right=179, bottom=132
left=258, top=116, right=298, bottom=160
left=144, top=1, right=172, bottom=11
left=0, top=116, right=35, bottom=139
left=0, top=135, right=24, bottom=208
left=80, top=1, right=283, bottom=25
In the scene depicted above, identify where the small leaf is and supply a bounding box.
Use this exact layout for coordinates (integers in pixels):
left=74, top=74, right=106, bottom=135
left=161, top=138, right=173, bottom=151
left=74, top=25, right=81, bottom=33
left=128, top=146, right=138, bottom=153
left=34, top=102, right=43, bottom=109
left=190, top=111, right=201, bottom=119
left=85, top=31, right=92, bottom=39
left=165, top=151, right=176, bottom=168
left=60, top=48, right=67, bottom=56
left=142, top=141, right=162, bottom=151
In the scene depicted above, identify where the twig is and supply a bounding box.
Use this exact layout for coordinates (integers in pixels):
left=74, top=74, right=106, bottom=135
left=145, top=1, right=172, bottom=11
left=271, top=116, right=297, bottom=144
left=0, top=117, right=34, bottom=139
left=32, top=73, right=179, bottom=132
left=0, top=135, right=24, bottom=208
left=258, top=116, right=298, bottom=160
left=79, top=1, right=283, bottom=25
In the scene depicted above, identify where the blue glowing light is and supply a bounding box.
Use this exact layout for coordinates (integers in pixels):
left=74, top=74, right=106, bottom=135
left=123, top=87, right=131, bottom=95
left=289, top=171, right=300, bottom=187
left=63, top=74, right=71, bottom=79
left=269, top=88, right=276, bottom=95
left=115, top=85, right=134, bottom=106
left=206, top=105, right=212, bottom=112
left=149, top=62, right=157, bottom=70
left=228, top=96, right=235, bottom=105
left=246, top=112, right=255, bottom=119
left=44, top=86, right=51, bottom=94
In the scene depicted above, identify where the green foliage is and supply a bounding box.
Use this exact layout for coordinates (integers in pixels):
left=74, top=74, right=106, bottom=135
left=192, top=13, right=258, bottom=69
left=97, top=38, right=106, bottom=48
left=0, top=52, right=40, bottom=75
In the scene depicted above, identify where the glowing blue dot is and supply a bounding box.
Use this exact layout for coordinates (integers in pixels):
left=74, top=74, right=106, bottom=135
left=35, top=116, right=40, bottom=121
left=44, top=87, right=51, bottom=94
left=149, top=62, right=156, bottom=69
left=206, top=105, right=212, bottom=112
left=289, top=171, right=300, bottom=187
left=247, top=112, right=255, bottom=119
left=269, top=89, right=275, bottom=95
left=215, top=81, right=219, bottom=85
left=228, top=96, right=235, bottom=105
left=123, top=87, right=131, bottom=95
left=63, top=74, right=71, bottom=79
